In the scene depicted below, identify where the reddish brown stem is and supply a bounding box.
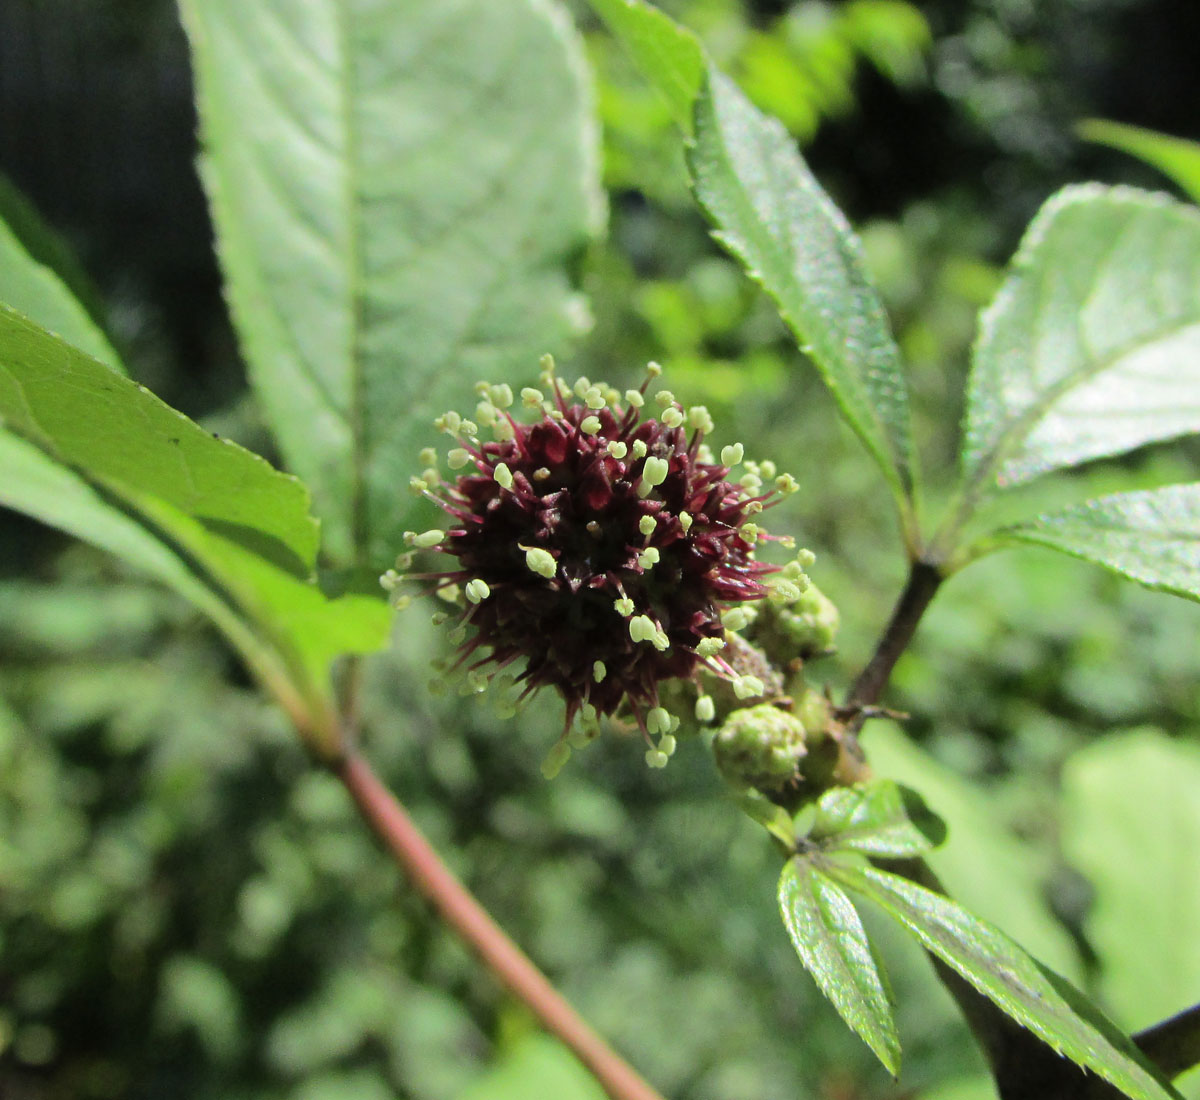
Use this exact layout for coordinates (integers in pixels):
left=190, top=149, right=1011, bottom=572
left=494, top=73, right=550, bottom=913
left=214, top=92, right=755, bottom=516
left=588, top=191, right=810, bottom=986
left=844, top=559, right=944, bottom=731
left=335, top=750, right=667, bottom=1100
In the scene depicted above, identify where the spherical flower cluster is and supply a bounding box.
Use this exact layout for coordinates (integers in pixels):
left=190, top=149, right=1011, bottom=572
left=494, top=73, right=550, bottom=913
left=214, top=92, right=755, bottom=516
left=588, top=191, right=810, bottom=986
left=382, top=357, right=812, bottom=774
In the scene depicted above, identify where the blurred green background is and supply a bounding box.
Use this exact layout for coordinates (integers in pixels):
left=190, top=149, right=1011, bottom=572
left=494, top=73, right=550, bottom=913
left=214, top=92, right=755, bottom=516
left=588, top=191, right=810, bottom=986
left=2, top=1, right=1200, bottom=1098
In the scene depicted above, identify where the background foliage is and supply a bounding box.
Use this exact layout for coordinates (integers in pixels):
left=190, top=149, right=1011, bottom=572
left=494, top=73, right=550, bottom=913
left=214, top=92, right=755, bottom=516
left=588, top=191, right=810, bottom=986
left=2, top=1, right=1199, bottom=1098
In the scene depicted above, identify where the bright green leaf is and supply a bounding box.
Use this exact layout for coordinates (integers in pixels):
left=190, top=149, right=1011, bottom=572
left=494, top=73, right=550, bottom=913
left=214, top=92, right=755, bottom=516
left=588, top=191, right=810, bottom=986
left=1062, top=730, right=1200, bottom=1032
left=832, top=860, right=1182, bottom=1100
left=136, top=498, right=392, bottom=695
left=0, top=431, right=248, bottom=647
left=779, top=857, right=900, bottom=1075
left=688, top=67, right=917, bottom=517
left=999, top=484, right=1200, bottom=603
left=456, top=1033, right=607, bottom=1100
left=0, top=205, right=120, bottom=373
left=809, top=779, right=945, bottom=858
left=1079, top=120, right=1200, bottom=206
left=587, top=0, right=704, bottom=131
left=0, top=302, right=318, bottom=570
left=963, top=186, right=1200, bottom=500
left=182, top=0, right=603, bottom=569
left=0, top=172, right=109, bottom=334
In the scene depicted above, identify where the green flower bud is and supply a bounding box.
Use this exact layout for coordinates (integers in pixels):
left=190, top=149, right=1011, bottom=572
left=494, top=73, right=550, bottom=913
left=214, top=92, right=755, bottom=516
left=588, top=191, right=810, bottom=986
left=712, top=703, right=807, bottom=793
left=750, top=582, right=840, bottom=666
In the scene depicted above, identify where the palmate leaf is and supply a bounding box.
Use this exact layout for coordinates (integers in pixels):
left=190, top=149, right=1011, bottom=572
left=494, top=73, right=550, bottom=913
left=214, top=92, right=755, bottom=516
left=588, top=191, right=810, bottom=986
left=588, top=0, right=918, bottom=531
left=831, top=860, right=1183, bottom=1100
left=778, top=857, right=900, bottom=1076
left=181, top=0, right=604, bottom=570
left=998, top=484, right=1200, bottom=603
left=962, top=186, right=1200, bottom=503
left=775, top=781, right=944, bottom=1073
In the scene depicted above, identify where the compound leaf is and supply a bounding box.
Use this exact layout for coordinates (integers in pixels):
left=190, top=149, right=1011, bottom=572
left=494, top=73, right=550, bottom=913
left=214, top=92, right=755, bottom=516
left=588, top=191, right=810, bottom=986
left=832, top=861, right=1182, bottom=1100
left=779, top=857, right=900, bottom=1076
left=809, top=780, right=945, bottom=858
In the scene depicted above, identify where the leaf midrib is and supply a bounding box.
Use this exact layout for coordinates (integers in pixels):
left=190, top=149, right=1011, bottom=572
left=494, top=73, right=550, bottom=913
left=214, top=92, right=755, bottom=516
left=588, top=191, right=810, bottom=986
left=332, top=1, right=369, bottom=567
left=968, top=310, right=1200, bottom=495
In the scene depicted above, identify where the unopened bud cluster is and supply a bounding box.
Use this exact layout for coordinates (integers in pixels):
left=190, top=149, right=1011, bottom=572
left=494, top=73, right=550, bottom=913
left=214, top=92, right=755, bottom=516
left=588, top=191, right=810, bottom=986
left=383, top=356, right=812, bottom=775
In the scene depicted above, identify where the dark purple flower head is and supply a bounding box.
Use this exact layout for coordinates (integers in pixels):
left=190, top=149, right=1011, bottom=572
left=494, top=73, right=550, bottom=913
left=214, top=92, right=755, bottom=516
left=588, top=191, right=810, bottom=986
left=384, top=358, right=811, bottom=774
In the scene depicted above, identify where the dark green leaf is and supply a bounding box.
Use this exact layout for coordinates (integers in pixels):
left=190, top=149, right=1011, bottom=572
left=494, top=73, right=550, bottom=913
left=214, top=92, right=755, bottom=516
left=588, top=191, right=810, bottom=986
left=779, top=857, right=900, bottom=1075
left=587, top=0, right=704, bottom=131
left=963, top=186, right=1200, bottom=500
left=0, top=303, right=318, bottom=570
left=688, top=68, right=917, bottom=517
left=999, top=484, right=1200, bottom=603
left=1079, top=120, right=1200, bottom=205
left=809, top=780, right=945, bottom=857
left=182, top=0, right=604, bottom=569
left=832, top=861, right=1182, bottom=1100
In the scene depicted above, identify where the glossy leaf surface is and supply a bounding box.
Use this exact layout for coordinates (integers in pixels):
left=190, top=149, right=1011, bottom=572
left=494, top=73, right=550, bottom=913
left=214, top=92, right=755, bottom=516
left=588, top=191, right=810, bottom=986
left=964, top=186, right=1200, bottom=497
left=833, top=861, right=1181, bottom=1100
left=1000, top=484, right=1200, bottom=603
left=809, top=780, right=944, bottom=858
left=779, top=858, right=900, bottom=1075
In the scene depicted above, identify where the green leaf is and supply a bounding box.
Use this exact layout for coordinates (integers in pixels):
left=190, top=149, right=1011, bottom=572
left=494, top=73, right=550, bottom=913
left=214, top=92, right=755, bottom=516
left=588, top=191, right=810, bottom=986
left=0, top=302, right=318, bottom=570
left=0, top=430, right=249, bottom=650
left=456, top=1033, right=607, bottom=1100
left=181, top=0, right=603, bottom=569
left=1062, top=730, right=1200, bottom=1031
left=831, top=860, right=1181, bottom=1100
left=0, top=171, right=109, bottom=333
left=0, top=202, right=121, bottom=373
left=962, top=186, right=1200, bottom=500
left=0, top=306, right=390, bottom=741
left=688, top=68, right=917, bottom=518
left=779, top=857, right=901, bottom=1076
left=1079, top=120, right=1200, bottom=206
left=862, top=723, right=1082, bottom=979
left=809, top=779, right=945, bottom=858
left=999, top=484, right=1200, bottom=603
left=587, top=0, right=704, bottom=131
